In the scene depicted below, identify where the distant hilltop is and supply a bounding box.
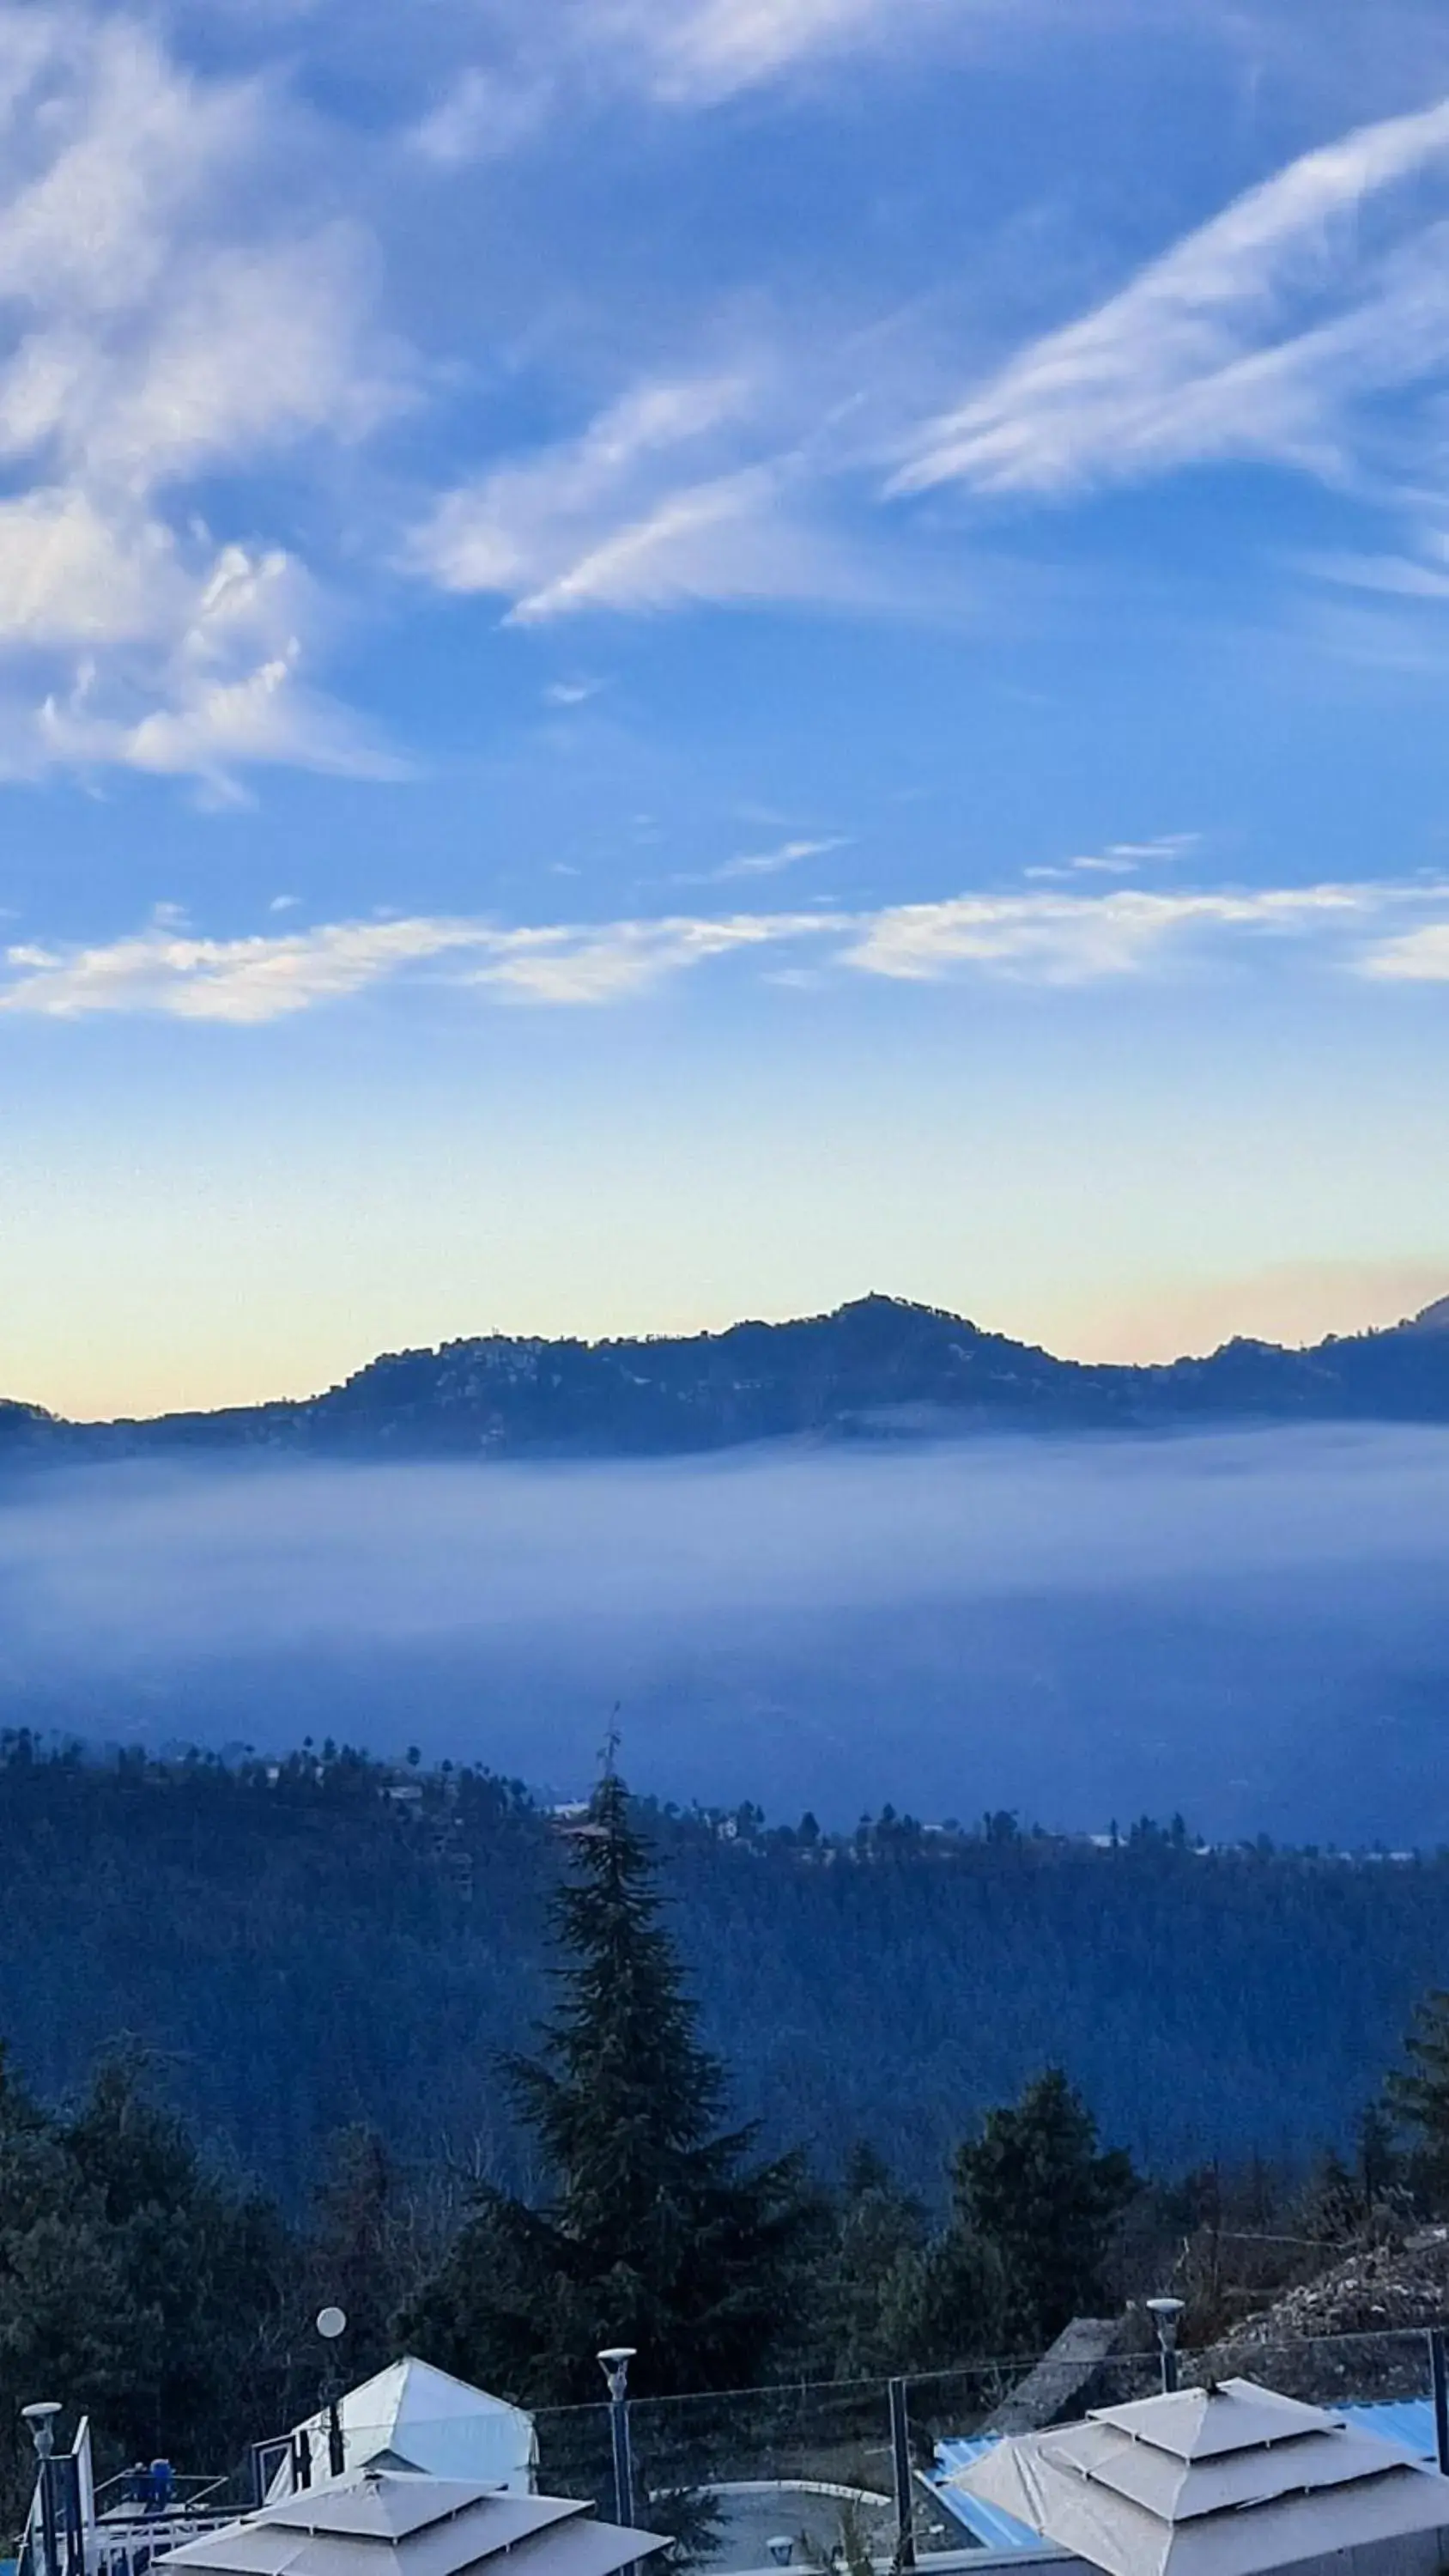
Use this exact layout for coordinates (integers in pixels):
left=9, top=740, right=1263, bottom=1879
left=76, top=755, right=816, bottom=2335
left=9, top=1291, right=1449, bottom=1462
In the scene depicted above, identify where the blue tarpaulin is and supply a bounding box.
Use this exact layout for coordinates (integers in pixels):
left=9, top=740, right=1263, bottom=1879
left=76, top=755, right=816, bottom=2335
left=1339, top=2401, right=1437, bottom=2463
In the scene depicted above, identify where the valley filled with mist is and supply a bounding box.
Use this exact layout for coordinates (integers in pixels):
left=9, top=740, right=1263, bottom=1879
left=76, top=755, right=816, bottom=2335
left=2, top=1419, right=1447, bottom=1845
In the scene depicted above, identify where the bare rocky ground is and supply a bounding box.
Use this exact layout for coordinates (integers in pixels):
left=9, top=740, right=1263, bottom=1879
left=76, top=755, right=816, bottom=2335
left=1200, top=2226, right=1449, bottom=2400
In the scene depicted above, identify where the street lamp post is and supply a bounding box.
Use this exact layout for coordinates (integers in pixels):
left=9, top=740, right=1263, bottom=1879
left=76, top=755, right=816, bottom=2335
left=23, top=2402, right=62, bottom=2576
left=318, top=2307, right=349, bottom=2481
left=597, top=2348, right=637, bottom=2530
left=1145, top=2298, right=1186, bottom=2397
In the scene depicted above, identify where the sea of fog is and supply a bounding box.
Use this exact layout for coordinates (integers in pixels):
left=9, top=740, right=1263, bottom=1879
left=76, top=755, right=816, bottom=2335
left=1, top=1423, right=1446, bottom=1843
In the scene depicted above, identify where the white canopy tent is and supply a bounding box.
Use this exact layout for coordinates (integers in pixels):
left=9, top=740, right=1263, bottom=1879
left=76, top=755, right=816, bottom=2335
left=165, top=2468, right=665, bottom=2576
left=949, top=2378, right=1449, bottom=2576
left=275, top=2360, right=537, bottom=2498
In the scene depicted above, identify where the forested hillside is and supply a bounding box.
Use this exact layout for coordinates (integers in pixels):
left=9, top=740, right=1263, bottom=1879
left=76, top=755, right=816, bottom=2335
left=0, top=1737, right=1445, bottom=2200
left=8, top=1292, right=1449, bottom=1461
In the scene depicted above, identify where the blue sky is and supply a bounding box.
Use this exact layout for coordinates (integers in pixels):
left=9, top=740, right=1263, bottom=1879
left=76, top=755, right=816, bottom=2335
left=6, top=0, right=1449, bottom=1413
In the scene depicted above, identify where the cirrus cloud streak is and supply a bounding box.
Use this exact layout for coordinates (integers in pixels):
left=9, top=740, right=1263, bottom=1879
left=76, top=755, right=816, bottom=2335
left=3, top=878, right=1444, bottom=1024
left=896, top=92, right=1449, bottom=498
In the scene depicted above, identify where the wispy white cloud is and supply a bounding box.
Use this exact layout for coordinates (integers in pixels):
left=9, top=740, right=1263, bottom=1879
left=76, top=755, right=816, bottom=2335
left=712, top=834, right=846, bottom=881
left=842, top=883, right=1396, bottom=982
left=543, top=677, right=606, bottom=707
left=0, top=489, right=184, bottom=647
left=410, top=365, right=922, bottom=623
left=456, top=0, right=943, bottom=122
left=896, top=94, right=1449, bottom=498
left=409, top=372, right=847, bottom=621
left=1106, top=835, right=1199, bottom=862
left=1, top=914, right=487, bottom=1024
left=4, top=875, right=1442, bottom=1023
left=503, top=467, right=834, bottom=623
left=37, top=647, right=406, bottom=798
left=1360, top=921, right=1449, bottom=979
left=0, top=19, right=402, bottom=485
left=1025, top=833, right=1199, bottom=882
left=13, top=542, right=403, bottom=795
left=0, top=8, right=404, bottom=786
left=466, top=911, right=822, bottom=1002
left=0, top=905, right=827, bottom=1019
left=1299, top=531, right=1449, bottom=602
left=602, top=0, right=911, bottom=105
left=405, top=65, right=551, bottom=167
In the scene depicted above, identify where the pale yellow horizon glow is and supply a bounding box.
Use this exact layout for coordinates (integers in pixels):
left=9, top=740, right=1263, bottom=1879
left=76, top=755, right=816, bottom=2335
left=1033, top=1259, right=1449, bottom=1367
left=9, top=1255, right=1445, bottom=1425
left=7, top=957, right=1448, bottom=1425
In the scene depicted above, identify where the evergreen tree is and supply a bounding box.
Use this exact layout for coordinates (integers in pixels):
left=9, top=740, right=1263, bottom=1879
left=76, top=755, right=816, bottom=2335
left=308, top=2127, right=423, bottom=2385
left=951, top=2069, right=1137, bottom=2348
left=403, top=1773, right=818, bottom=2401
left=0, top=2049, right=295, bottom=2520
left=1295, top=2148, right=1361, bottom=2245
left=1387, top=1989, right=1449, bottom=2208
left=1355, top=2103, right=1402, bottom=2215
left=63, top=2055, right=294, bottom=2467
left=0, top=2049, right=144, bottom=2523
left=881, top=2215, right=1009, bottom=2372
left=811, top=2146, right=929, bottom=2377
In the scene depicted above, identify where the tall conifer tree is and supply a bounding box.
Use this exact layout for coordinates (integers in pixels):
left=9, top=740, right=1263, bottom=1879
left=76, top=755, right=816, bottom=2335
left=403, top=1772, right=815, bottom=2401
left=951, top=2068, right=1137, bottom=2347
left=1388, top=1988, right=1449, bottom=2208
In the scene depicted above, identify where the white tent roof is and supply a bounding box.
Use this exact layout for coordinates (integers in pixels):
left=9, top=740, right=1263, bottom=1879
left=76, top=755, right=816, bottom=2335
left=1087, top=2388, right=1342, bottom=2466
left=950, top=2376, right=1449, bottom=2576
left=165, top=2468, right=666, bottom=2576
left=279, top=2360, right=537, bottom=2497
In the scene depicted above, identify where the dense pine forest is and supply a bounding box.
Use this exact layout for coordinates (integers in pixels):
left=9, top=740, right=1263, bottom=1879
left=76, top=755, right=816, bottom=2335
left=0, top=1734, right=1446, bottom=2195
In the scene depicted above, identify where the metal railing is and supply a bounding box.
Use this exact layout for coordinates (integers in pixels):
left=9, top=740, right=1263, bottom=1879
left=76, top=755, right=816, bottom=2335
left=21, top=2324, right=1447, bottom=2576
left=527, top=2322, right=1449, bottom=2572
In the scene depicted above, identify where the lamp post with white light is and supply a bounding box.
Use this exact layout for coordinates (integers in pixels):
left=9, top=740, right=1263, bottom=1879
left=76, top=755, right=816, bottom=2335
left=23, top=2402, right=62, bottom=2576
left=318, top=2306, right=349, bottom=2480
left=597, top=2348, right=637, bottom=2530
left=1145, top=2297, right=1186, bottom=2396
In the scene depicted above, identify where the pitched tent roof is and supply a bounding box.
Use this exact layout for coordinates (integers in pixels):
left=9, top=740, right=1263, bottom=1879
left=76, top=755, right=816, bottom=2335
left=277, top=2360, right=537, bottom=2496
left=164, top=2469, right=667, bottom=2576
left=1086, top=2387, right=1340, bottom=2464
left=950, top=2376, right=1449, bottom=2576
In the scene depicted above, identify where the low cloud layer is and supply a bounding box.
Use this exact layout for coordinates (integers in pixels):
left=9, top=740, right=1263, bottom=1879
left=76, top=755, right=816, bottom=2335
left=3, top=1425, right=1449, bottom=1842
